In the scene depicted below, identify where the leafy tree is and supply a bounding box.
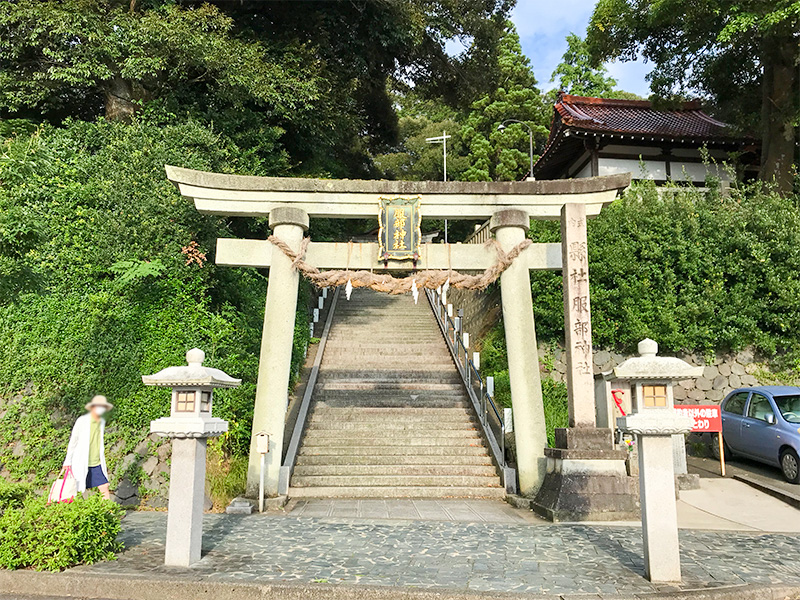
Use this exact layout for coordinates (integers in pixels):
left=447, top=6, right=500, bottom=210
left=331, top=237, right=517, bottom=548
left=0, top=0, right=319, bottom=123
left=586, top=0, right=800, bottom=193
left=551, top=34, right=618, bottom=97
left=373, top=116, right=469, bottom=182
left=460, top=23, right=550, bottom=181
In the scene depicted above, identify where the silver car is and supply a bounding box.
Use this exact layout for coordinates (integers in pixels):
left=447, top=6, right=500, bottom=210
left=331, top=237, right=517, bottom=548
left=718, top=386, right=800, bottom=483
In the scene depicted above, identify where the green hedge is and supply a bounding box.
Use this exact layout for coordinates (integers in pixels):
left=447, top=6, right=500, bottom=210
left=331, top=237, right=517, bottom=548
left=0, top=477, right=31, bottom=511
left=0, top=112, right=313, bottom=482
left=478, top=323, right=568, bottom=446
left=0, top=494, right=123, bottom=571
left=529, top=181, right=800, bottom=365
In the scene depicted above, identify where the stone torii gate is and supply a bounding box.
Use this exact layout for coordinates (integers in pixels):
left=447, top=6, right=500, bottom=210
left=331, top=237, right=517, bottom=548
left=166, top=166, right=630, bottom=499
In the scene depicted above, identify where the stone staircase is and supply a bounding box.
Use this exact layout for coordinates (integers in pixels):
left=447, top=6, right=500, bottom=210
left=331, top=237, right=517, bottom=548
left=290, top=290, right=504, bottom=498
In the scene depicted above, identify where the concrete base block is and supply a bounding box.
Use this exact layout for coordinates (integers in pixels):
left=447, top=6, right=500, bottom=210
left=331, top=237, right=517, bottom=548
left=264, top=495, right=289, bottom=511
left=677, top=473, right=701, bottom=491
left=226, top=497, right=255, bottom=515
left=532, top=428, right=640, bottom=522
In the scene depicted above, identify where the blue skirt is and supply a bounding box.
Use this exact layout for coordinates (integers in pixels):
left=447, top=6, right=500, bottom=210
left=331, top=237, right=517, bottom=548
left=86, top=465, right=108, bottom=489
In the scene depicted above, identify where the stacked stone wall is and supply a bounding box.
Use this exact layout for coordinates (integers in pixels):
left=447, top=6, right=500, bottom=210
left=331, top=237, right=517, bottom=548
left=544, top=345, right=775, bottom=405
left=444, top=286, right=502, bottom=344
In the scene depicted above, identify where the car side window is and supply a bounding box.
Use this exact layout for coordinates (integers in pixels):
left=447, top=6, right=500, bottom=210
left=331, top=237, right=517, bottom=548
left=724, top=392, right=749, bottom=415
left=747, top=394, right=773, bottom=422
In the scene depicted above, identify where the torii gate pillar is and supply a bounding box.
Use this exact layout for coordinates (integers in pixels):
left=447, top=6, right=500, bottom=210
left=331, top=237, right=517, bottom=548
left=491, top=210, right=547, bottom=496
left=246, top=207, right=308, bottom=497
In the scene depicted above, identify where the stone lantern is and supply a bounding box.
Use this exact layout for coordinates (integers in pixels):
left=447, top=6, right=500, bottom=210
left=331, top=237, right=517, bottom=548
left=611, top=339, right=701, bottom=583
left=143, top=348, right=241, bottom=567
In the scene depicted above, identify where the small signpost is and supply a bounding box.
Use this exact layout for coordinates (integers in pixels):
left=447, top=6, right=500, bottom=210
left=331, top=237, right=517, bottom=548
left=675, top=405, right=725, bottom=476
left=255, top=431, right=270, bottom=513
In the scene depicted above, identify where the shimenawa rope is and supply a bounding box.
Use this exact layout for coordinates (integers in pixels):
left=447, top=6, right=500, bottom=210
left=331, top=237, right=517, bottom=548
left=267, top=235, right=532, bottom=295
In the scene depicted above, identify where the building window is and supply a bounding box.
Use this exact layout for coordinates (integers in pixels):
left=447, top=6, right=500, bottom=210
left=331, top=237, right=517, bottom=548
left=200, top=391, right=211, bottom=413
left=176, top=391, right=195, bottom=412
left=642, top=385, right=667, bottom=408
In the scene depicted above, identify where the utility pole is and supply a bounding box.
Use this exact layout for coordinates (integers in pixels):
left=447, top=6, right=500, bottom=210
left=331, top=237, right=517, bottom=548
left=426, top=131, right=452, bottom=243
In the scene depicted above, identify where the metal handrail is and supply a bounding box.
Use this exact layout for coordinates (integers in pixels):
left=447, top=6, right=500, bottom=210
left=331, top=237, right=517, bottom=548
left=425, top=288, right=516, bottom=493
left=278, top=287, right=340, bottom=495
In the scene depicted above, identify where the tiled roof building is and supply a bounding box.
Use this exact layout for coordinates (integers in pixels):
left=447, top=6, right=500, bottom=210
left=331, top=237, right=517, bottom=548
left=532, top=94, right=759, bottom=183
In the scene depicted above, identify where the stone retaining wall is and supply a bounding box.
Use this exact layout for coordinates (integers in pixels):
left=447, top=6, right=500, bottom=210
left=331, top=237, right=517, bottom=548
left=443, top=286, right=502, bottom=345
left=544, top=345, right=772, bottom=405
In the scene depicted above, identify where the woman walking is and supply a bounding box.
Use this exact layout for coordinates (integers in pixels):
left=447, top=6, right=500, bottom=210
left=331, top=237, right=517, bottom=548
left=63, top=395, right=113, bottom=499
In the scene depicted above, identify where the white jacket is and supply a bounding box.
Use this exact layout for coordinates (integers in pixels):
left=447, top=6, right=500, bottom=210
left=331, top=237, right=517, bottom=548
left=63, top=413, right=108, bottom=493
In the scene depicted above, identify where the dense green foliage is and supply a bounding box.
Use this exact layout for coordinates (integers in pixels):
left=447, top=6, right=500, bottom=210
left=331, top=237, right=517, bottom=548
left=0, top=112, right=309, bottom=481
left=0, top=477, right=31, bottom=511
left=587, top=0, right=800, bottom=193
left=528, top=181, right=800, bottom=365
left=478, top=323, right=568, bottom=447
left=550, top=34, right=618, bottom=98
left=376, top=23, right=552, bottom=184
left=549, top=34, right=642, bottom=101
left=0, top=494, right=122, bottom=570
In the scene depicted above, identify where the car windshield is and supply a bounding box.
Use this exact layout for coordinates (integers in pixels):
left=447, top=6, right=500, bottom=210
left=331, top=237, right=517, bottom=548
left=774, top=395, right=800, bottom=423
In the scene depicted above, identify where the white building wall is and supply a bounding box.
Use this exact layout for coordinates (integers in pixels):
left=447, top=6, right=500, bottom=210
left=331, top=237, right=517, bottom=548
left=599, top=158, right=668, bottom=181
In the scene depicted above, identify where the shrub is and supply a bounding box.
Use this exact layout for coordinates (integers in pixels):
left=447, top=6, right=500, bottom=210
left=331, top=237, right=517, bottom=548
left=529, top=181, right=800, bottom=364
left=0, top=494, right=123, bottom=571
left=0, top=477, right=31, bottom=511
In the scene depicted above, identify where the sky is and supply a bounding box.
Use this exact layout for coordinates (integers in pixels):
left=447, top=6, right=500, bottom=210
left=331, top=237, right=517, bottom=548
left=510, top=0, right=652, bottom=97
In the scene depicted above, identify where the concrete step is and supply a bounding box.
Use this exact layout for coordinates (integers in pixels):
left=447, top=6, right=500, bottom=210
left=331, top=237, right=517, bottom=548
left=315, top=399, right=469, bottom=409
left=315, top=382, right=465, bottom=391
left=310, top=407, right=473, bottom=418
left=302, top=427, right=480, bottom=438
left=293, top=464, right=498, bottom=477
left=307, top=420, right=476, bottom=431
left=291, top=474, right=502, bottom=488
left=300, top=435, right=484, bottom=447
left=298, top=445, right=490, bottom=457
left=288, top=486, right=506, bottom=499
left=317, top=371, right=462, bottom=382
left=295, top=454, right=493, bottom=466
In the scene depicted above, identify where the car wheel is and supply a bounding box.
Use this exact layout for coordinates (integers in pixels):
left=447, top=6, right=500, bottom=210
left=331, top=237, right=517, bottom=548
left=780, top=449, right=800, bottom=484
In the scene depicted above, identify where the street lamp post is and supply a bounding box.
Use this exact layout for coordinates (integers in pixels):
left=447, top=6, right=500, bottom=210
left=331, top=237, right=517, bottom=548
left=497, top=120, right=535, bottom=181
left=426, top=131, right=452, bottom=243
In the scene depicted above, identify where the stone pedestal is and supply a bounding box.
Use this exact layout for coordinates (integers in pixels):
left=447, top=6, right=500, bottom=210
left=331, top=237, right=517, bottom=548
left=533, top=428, right=639, bottom=522
left=618, top=409, right=693, bottom=583
left=491, top=209, right=548, bottom=496
left=247, top=207, right=309, bottom=497
left=165, top=438, right=206, bottom=567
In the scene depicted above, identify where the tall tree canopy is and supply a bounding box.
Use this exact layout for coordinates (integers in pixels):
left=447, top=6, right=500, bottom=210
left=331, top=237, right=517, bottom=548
left=460, top=23, right=549, bottom=181
left=551, top=33, right=618, bottom=97
left=586, top=0, right=800, bottom=193
left=0, top=0, right=319, bottom=122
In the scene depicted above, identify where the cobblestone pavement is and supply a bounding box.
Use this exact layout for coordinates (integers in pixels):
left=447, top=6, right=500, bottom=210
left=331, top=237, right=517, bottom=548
left=288, top=499, right=533, bottom=523
left=72, top=511, right=800, bottom=596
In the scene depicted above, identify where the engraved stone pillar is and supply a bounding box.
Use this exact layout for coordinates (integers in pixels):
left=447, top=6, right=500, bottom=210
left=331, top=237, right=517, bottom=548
left=532, top=205, right=638, bottom=522
left=247, top=207, right=308, bottom=497
left=561, top=203, right=596, bottom=427
left=491, top=209, right=547, bottom=496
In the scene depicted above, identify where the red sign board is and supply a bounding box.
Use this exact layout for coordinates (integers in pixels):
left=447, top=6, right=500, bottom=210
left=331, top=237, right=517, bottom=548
left=675, top=405, right=722, bottom=433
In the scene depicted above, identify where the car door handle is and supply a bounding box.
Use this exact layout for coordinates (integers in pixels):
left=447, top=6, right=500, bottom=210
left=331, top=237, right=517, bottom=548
left=743, top=423, right=751, bottom=428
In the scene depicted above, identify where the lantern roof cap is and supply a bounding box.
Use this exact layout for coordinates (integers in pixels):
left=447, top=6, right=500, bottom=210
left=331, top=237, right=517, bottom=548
left=142, top=348, right=241, bottom=388
left=606, top=339, right=704, bottom=382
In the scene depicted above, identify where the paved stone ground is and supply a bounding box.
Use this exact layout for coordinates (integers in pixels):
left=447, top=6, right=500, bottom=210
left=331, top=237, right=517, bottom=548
left=73, top=511, right=800, bottom=596
left=288, top=499, right=532, bottom=523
